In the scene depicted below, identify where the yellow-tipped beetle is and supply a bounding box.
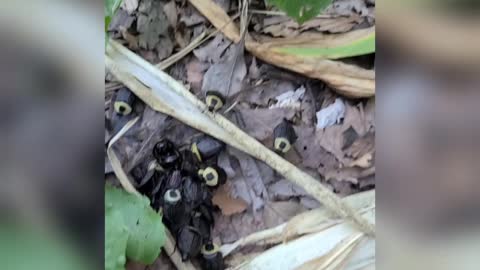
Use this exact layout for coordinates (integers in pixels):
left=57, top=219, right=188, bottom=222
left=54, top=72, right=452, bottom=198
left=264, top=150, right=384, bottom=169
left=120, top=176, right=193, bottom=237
left=273, top=119, right=297, bottom=154
left=114, top=87, right=135, bottom=115
left=205, top=90, right=225, bottom=112
left=191, top=135, right=225, bottom=162
left=198, top=164, right=227, bottom=188
left=200, top=242, right=224, bottom=270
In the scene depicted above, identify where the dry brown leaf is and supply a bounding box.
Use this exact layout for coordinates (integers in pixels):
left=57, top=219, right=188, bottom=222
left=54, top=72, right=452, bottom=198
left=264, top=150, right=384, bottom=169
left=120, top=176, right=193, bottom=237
left=236, top=107, right=296, bottom=141
left=344, top=132, right=374, bottom=159
left=122, top=0, right=138, bottom=14
left=348, top=152, right=373, bottom=168
left=186, top=60, right=207, bottom=92
left=294, top=233, right=364, bottom=270
left=120, top=27, right=139, bottom=50
left=212, top=184, right=248, bottom=216
left=261, top=16, right=363, bottom=38
left=163, top=0, right=178, bottom=28
left=325, top=166, right=375, bottom=184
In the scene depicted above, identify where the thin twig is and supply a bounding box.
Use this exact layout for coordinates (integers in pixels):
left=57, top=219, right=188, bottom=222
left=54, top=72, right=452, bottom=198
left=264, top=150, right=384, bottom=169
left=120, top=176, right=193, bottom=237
left=156, top=13, right=242, bottom=70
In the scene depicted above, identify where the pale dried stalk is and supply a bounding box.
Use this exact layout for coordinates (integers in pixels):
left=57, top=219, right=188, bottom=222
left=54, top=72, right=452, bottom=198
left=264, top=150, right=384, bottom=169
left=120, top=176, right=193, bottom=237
left=187, top=0, right=375, bottom=97
left=221, top=191, right=374, bottom=256
left=293, top=233, right=364, bottom=270
left=106, top=40, right=375, bottom=236
left=231, top=208, right=374, bottom=270
left=156, top=30, right=208, bottom=70
left=156, top=12, right=241, bottom=70
left=107, top=116, right=141, bottom=196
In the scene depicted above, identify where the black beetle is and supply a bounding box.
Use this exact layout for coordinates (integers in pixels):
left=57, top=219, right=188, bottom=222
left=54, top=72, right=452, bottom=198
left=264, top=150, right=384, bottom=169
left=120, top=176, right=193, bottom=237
left=191, top=135, right=225, bottom=162
left=200, top=242, right=225, bottom=270
left=190, top=210, right=212, bottom=244
left=182, top=175, right=210, bottom=210
left=162, top=189, right=188, bottom=233
left=153, top=139, right=183, bottom=170
left=205, top=90, right=225, bottom=112
left=177, top=225, right=202, bottom=261
left=198, top=164, right=227, bottom=188
left=114, top=87, right=136, bottom=116
left=273, top=119, right=297, bottom=154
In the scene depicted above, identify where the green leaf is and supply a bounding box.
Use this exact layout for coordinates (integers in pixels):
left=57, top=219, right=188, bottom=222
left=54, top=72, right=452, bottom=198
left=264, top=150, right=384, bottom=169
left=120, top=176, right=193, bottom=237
left=105, top=185, right=166, bottom=267
left=268, top=0, right=332, bottom=24
left=105, top=209, right=129, bottom=270
left=274, top=32, right=375, bottom=59
left=105, top=0, right=123, bottom=18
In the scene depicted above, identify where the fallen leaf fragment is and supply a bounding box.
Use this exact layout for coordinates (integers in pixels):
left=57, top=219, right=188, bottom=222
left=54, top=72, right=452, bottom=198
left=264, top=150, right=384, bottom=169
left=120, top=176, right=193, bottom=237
left=348, top=152, right=373, bottom=168
left=212, top=185, right=248, bottom=216
left=122, top=0, right=138, bottom=14
left=316, top=98, right=345, bottom=129
left=269, top=85, right=306, bottom=109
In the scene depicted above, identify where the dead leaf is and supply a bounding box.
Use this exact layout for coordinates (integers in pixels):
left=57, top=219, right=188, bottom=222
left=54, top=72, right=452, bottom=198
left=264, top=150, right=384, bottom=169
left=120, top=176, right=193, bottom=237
left=240, top=80, right=295, bottom=106
left=269, top=85, right=306, bottom=110
left=155, top=37, right=174, bottom=61
left=248, top=56, right=260, bottom=79
left=193, top=34, right=231, bottom=63
left=235, top=107, right=295, bottom=141
left=229, top=148, right=268, bottom=213
left=201, top=43, right=247, bottom=98
left=263, top=201, right=306, bottom=228
left=212, top=184, right=248, bottom=216
left=364, top=98, right=375, bottom=132
left=325, top=166, right=375, bottom=184
left=344, top=132, right=374, bottom=159
left=268, top=179, right=308, bottom=200
left=120, top=27, right=139, bottom=50
left=293, top=126, right=338, bottom=174
left=186, top=60, right=207, bottom=93
left=122, top=0, right=138, bottom=14
left=163, top=0, right=178, bottom=28
left=326, top=0, right=372, bottom=18
left=109, top=9, right=135, bottom=32
left=137, top=0, right=170, bottom=50
left=300, top=16, right=364, bottom=33
left=348, top=152, right=373, bottom=168
left=261, top=15, right=363, bottom=37
left=217, top=151, right=237, bottom=178
left=316, top=98, right=345, bottom=129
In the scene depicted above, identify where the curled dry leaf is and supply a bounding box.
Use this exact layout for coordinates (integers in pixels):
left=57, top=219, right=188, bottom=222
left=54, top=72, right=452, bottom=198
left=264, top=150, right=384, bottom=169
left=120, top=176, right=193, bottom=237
left=212, top=184, right=248, bottom=216
left=344, top=132, right=375, bottom=159
left=201, top=42, right=247, bottom=99
left=122, top=0, right=138, bottom=14
left=316, top=98, right=345, bottom=129
left=163, top=0, right=178, bottom=28
left=236, top=107, right=296, bottom=141
left=261, top=15, right=363, bottom=38
left=347, top=152, right=373, bottom=168
left=325, top=166, right=375, bottom=184
left=186, top=59, right=207, bottom=92
left=193, top=34, right=232, bottom=63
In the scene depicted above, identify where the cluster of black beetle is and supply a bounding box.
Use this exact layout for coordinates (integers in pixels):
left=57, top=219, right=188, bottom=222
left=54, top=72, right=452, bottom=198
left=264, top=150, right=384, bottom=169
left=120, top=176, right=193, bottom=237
left=112, top=87, right=299, bottom=269
left=131, top=134, right=227, bottom=269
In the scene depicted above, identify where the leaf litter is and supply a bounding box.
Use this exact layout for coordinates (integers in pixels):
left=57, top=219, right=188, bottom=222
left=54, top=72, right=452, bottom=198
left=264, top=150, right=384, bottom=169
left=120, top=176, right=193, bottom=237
left=106, top=0, right=375, bottom=267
